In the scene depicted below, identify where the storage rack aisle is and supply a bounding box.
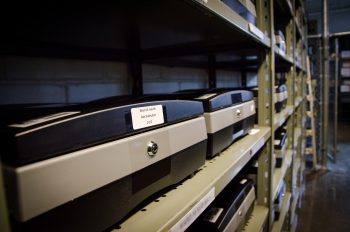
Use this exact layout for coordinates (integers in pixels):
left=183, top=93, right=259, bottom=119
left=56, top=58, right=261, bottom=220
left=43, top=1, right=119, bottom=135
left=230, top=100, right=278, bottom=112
left=0, top=0, right=308, bottom=231
left=116, top=127, right=271, bottom=231
left=271, top=0, right=307, bottom=231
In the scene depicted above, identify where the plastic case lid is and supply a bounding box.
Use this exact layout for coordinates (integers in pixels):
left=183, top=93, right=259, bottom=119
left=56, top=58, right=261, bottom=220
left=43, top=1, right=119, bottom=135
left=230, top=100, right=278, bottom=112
left=0, top=96, right=204, bottom=166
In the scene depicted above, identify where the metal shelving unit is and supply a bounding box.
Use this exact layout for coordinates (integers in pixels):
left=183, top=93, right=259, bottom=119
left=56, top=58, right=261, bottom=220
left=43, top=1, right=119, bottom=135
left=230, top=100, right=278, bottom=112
left=116, top=127, right=270, bottom=231
left=272, top=0, right=307, bottom=231
left=0, top=0, right=308, bottom=231
left=291, top=216, right=298, bottom=232
left=290, top=187, right=300, bottom=230
left=272, top=150, right=293, bottom=200
left=271, top=192, right=292, bottom=232
left=294, top=128, right=302, bottom=150
left=274, top=106, right=294, bottom=129
left=244, top=205, right=269, bottom=232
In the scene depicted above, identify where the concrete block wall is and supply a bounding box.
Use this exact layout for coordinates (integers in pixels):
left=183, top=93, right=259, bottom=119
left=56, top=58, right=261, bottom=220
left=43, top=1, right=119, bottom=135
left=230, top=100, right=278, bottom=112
left=0, top=56, right=246, bottom=105
left=0, top=56, right=130, bottom=104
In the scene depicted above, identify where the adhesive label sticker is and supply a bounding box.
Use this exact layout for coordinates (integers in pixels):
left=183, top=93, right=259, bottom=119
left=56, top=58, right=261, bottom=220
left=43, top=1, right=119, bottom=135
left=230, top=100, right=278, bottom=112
left=131, top=105, right=164, bottom=130
left=169, top=188, right=215, bottom=232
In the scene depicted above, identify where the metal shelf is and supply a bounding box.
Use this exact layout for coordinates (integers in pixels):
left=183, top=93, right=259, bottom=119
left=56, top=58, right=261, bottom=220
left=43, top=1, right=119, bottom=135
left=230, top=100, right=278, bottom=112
left=294, top=96, right=303, bottom=109
left=296, top=158, right=301, bottom=173
left=147, top=51, right=263, bottom=71
left=272, top=150, right=293, bottom=200
left=244, top=205, right=269, bottom=232
left=193, top=0, right=270, bottom=47
left=295, top=63, right=306, bottom=73
left=116, top=126, right=270, bottom=232
left=275, top=46, right=294, bottom=69
left=301, top=139, right=306, bottom=156
left=291, top=214, right=298, bottom=232
left=290, top=187, right=300, bottom=225
left=292, top=153, right=301, bottom=189
left=274, top=106, right=294, bottom=130
left=1, top=0, right=270, bottom=61
left=294, top=127, right=302, bottom=150
left=271, top=192, right=292, bottom=232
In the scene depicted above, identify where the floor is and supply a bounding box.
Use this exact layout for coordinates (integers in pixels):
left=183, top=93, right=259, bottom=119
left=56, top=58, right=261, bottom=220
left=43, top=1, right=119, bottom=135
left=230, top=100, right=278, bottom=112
left=297, top=122, right=350, bottom=232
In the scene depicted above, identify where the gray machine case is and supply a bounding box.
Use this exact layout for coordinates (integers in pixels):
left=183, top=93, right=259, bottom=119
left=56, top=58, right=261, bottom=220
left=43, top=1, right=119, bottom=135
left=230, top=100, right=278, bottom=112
left=1, top=99, right=208, bottom=231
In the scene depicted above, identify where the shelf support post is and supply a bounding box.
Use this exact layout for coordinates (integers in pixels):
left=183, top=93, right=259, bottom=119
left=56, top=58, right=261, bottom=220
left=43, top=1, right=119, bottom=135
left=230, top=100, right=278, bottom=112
left=0, top=161, right=10, bottom=232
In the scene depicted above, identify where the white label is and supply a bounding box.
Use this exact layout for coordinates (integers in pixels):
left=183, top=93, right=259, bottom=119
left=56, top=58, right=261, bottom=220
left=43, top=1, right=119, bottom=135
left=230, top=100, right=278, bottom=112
left=203, top=207, right=224, bottom=223
left=249, top=128, right=260, bottom=135
left=169, top=188, right=215, bottom=232
left=9, top=111, right=80, bottom=128
left=131, top=105, right=164, bottom=130
left=249, top=23, right=264, bottom=39
left=195, top=93, right=217, bottom=100
left=240, top=179, right=248, bottom=185
left=274, top=140, right=281, bottom=146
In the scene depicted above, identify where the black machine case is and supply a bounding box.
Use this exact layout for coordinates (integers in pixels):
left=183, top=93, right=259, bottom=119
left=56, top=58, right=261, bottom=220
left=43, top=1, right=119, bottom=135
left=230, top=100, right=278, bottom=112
left=175, top=89, right=256, bottom=158
left=187, top=178, right=255, bottom=232
left=1, top=97, right=208, bottom=231
left=274, top=128, right=288, bottom=168
left=274, top=181, right=286, bottom=220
